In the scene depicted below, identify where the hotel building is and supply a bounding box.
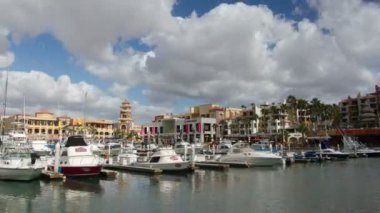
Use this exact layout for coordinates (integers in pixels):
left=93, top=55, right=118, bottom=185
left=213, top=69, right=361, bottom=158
left=340, top=85, right=380, bottom=128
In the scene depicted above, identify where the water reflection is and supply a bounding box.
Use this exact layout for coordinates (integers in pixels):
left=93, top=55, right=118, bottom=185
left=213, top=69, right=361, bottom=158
left=0, top=180, right=42, bottom=199
left=0, top=180, right=41, bottom=212
left=63, top=177, right=103, bottom=194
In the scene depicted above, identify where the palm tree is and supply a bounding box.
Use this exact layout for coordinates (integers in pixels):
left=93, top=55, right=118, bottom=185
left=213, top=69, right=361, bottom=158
left=212, top=123, right=219, bottom=142
left=219, top=119, right=227, bottom=138
left=298, top=121, right=310, bottom=145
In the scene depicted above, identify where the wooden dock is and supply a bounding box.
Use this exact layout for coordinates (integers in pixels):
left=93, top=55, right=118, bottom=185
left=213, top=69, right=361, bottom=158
left=100, top=170, right=117, bottom=179
left=40, top=170, right=66, bottom=181
left=195, top=162, right=229, bottom=171
left=102, top=164, right=162, bottom=175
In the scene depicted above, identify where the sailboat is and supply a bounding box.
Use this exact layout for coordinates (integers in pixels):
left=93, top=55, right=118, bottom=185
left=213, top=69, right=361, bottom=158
left=0, top=71, right=44, bottom=181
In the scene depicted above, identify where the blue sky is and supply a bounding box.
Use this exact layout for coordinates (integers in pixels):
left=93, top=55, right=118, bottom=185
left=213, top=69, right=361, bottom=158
left=1, top=0, right=379, bottom=123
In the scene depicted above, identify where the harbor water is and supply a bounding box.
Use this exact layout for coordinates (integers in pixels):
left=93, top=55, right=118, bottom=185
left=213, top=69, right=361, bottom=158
left=1, top=158, right=380, bottom=213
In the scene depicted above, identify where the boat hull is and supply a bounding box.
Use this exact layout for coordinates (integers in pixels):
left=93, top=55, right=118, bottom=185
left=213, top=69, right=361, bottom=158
left=219, top=155, right=282, bottom=167
left=0, top=167, right=42, bottom=181
left=48, top=165, right=102, bottom=177
left=321, top=153, right=349, bottom=160
left=134, top=162, right=191, bottom=172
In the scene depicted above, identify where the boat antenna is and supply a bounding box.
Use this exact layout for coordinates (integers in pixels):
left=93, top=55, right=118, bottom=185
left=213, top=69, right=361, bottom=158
left=83, top=90, right=87, bottom=136
left=1, top=70, right=8, bottom=136
left=23, top=95, right=26, bottom=134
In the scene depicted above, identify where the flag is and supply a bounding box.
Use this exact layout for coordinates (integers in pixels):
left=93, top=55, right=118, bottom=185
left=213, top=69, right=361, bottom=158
left=197, top=123, right=202, bottom=133
left=149, top=127, right=153, bottom=135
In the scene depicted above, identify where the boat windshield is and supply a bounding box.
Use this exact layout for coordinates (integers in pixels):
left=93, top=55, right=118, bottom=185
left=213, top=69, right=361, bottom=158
left=65, top=136, right=87, bottom=147
left=150, top=156, right=160, bottom=163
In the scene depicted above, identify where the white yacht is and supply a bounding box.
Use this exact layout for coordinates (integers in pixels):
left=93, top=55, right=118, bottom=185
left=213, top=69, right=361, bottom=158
left=217, top=142, right=283, bottom=166
left=115, top=148, right=139, bottom=166
left=30, top=139, right=52, bottom=156
left=47, top=135, right=102, bottom=177
left=133, top=147, right=191, bottom=172
left=317, top=148, right=350, bottom=160
left=0, top=146, right=43, bottom=181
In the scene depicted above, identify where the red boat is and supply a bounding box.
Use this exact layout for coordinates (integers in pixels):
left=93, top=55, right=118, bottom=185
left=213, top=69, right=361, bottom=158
left=48, top=135, right=102, bottom=177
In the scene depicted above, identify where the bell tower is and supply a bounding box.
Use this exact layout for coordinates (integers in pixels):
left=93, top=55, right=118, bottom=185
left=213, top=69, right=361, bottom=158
left=119, top=100, right=133, bottom=133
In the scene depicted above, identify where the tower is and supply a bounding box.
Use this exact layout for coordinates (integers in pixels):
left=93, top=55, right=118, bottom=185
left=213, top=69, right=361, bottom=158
left=119, top=100, right=133, bottom=133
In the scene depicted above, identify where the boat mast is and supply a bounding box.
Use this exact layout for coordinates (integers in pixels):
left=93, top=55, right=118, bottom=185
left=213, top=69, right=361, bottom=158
left=23, top=95, right=26, bottom=134
left=83, top=90, right=87, bottom=137
left=1, top=71, right=8, bottom=136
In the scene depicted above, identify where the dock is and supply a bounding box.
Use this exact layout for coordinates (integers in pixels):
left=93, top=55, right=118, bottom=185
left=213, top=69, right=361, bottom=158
left=40, top=170, right=66, bottom=181
left=102, top=164, right=162, bottom=175
left=100, top=170, right=118, bottom=179
left=195, top=162, right=229, bottom=171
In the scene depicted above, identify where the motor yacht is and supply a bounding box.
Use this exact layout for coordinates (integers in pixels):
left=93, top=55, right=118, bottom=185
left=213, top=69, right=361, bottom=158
left=48, top=135, right=102, bottom=177
left=217, top=142, right=283, bottom=166
left=133, top=147, right=192, bottom=172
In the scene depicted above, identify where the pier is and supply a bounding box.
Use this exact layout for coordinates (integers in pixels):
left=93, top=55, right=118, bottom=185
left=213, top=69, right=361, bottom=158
left=40, top=170, right=66, bottom=181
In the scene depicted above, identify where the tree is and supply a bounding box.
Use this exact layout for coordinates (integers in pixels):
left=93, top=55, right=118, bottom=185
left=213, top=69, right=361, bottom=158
left=126, top=130, right=138, bottom=141
left=298, top=121, right=310, bottom=145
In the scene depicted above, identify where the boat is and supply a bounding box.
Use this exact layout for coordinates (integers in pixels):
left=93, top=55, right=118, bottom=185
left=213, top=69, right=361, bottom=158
left=217, top=142, right=283, bottom=166
left=4, top=129, right=28, bottom=145
left=114, top=148, right=139, bottom=166
left=293, top=151, right=323, bottom=163
left=316, top=148, right=350, bottom=160
left=0, top=145, right=43, bottom=181
left=174, top=140, right=204, bottom=155
left=30, top=139, right=52, bottom=156
left=101, top=141, right=122, bottom=156
left=342, top=135, right=380, bottom=157
left=133, top=147, right=192, bottom=173
left=47, top=135, right=102, bottom=177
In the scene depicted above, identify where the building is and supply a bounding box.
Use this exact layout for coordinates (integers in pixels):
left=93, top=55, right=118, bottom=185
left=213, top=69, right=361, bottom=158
left=71, top=118, right=113, bottom=139
left=4, top=112, right=71, bottom=141
left=340, top=85, right=380, bottom=128
left=142, top=115, right=216, bottom=145
left=4, top=111, right=114, bottom=141
left=119, top=100, right=133, bottom=133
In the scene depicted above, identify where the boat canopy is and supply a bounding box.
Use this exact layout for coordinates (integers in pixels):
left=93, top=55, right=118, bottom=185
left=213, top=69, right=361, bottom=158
left=64, top=136, right=87, bottom=147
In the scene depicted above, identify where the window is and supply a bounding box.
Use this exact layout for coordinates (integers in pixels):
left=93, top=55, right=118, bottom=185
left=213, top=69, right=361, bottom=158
left=204, top=124, right=211, bottom=131
left=150, top=157, right=160, bottom=163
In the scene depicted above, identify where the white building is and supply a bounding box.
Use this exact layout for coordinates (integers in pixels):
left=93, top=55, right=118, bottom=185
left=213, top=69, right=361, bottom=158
left=142, top=116, right=216, bottom=145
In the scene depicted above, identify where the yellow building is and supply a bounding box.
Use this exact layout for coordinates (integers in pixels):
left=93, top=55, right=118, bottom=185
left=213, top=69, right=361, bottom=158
left=71, top=118, right=113, bottom=139
left=5, top=111, right=114, bottom=141
left=5, top=111, right=71, bottom=141
left=189, top=104, right=222, bottom=118
left=223, top=107, right=242, bottom=120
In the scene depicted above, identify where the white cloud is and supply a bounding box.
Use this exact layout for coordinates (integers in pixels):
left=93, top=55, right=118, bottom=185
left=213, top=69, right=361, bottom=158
left=0, top=70, right=121, bottom=120
left=0, top=51, right=14, bottom=68
left=131, top=100, right=174, bottom=125
left=0, top=0, right=175, bottom=84
left=142, top=1, right=380, bottom=105
left=1, top=0, right=380, bottom=123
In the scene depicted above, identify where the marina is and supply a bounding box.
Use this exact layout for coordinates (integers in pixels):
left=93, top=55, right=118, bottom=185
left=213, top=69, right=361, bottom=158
left=0, top=158, right=379, bottom=212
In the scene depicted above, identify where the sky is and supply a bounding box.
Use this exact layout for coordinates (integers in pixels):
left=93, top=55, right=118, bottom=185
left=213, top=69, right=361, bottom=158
left=0, top=0, right=380, bottom=124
